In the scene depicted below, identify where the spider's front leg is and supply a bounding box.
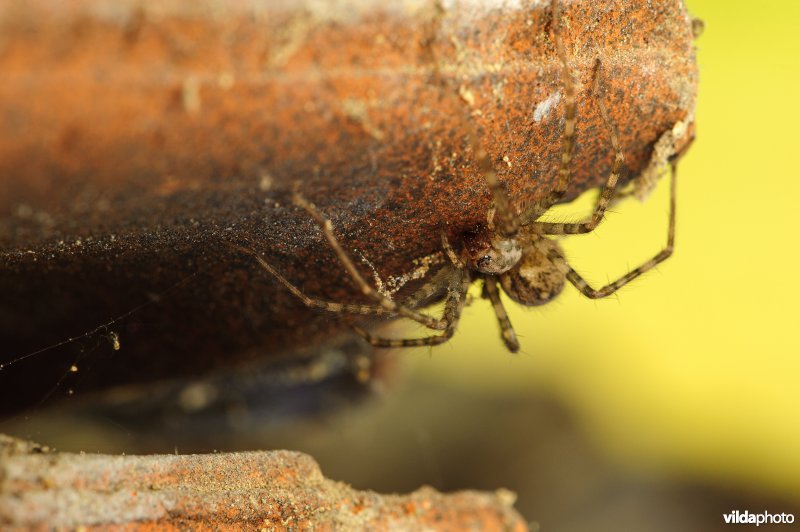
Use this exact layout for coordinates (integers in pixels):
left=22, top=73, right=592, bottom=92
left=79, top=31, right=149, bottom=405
left=353, top=231, right=472, bottom=348
left=516, top=0, right=579, bottom=227
left=482, top=277, right=521, bottom=353
left=528, top=58, right=625, bottom=235
left=292, top=192, right=450, bottom=331
left=353, top=266, right=471, bottom=348
left=226, top=241, right=397, bottom=317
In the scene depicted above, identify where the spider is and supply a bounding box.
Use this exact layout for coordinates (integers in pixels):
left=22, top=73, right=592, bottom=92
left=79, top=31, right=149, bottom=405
left=230, top=0, right=679, bottom=353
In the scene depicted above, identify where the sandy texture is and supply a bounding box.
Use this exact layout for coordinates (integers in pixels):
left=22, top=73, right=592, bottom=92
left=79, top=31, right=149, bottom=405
left=0, top=435, right=526, bottom=530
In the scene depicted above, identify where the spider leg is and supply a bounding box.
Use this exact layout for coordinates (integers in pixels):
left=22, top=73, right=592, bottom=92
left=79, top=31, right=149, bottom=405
left=293, top=192, right=449, bottom=330
left=353, top=266, right=470, bottom=348
left=401, top=265, right=457, bottom=310
left=440, top=230, right=463, bottom=267
left=226, top=241, right=395, bottom=316
left=392, top=232, right=465, bottom=311
left=550, top=162, right=677, bottom=299
left=475, top=148, right=519, bottom=238
left=534, top=59, right=625, bottom=235
left=518, top=0, right=578, bottom=225
left=483, top=277, right=520, bottom=353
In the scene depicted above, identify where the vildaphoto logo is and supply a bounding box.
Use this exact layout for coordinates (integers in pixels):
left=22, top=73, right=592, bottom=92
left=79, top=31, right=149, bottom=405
left=723, top=510, right=795, bottom=526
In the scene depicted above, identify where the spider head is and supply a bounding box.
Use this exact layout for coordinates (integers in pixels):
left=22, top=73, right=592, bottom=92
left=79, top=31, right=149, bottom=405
left=462, top=227, right=522, bottom=275
left=499, top=237, right=565, bottom=306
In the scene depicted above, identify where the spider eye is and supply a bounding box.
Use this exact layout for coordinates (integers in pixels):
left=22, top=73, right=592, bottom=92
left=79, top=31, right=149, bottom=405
left=477, top=255, right=492, bottom=269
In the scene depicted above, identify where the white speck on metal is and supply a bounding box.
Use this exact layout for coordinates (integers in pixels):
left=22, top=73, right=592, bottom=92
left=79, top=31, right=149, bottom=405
left=533, top=92, right=561, bottom=123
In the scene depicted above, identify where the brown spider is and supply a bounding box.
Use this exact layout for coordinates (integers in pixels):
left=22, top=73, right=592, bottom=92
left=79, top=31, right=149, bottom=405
left=230, top=0, right=678, bottom=353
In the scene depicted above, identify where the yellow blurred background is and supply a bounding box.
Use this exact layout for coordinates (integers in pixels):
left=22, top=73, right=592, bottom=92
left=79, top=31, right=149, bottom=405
left=406, top=0, right=800, bottom=505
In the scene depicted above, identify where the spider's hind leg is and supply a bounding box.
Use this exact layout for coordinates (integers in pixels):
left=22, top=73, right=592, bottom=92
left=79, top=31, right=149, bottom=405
left=550, top=162, right=678, bottom=299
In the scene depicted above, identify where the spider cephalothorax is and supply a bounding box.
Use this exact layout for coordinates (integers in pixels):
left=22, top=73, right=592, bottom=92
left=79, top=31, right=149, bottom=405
left=461, top=225, right=522, bottom=275
left=232, top=0, right=679, bottom=353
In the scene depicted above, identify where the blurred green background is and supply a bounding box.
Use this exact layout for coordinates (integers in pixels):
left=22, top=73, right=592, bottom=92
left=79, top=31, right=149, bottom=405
left=6, top=0, right=799, bottom=529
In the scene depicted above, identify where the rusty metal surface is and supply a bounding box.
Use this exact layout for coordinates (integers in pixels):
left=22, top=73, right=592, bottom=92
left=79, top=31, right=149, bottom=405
left=0, top=0, right=698, bottom=414
left=0, top=435, right=527, bottom=529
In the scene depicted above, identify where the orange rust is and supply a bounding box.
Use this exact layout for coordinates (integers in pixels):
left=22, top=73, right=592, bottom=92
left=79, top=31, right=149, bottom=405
left=0, top=0, right=698, bottom=414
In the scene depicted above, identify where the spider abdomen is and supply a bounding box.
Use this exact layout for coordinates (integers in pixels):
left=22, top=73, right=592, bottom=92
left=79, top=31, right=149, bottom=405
left=499, top=240, right=566, bottom=306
